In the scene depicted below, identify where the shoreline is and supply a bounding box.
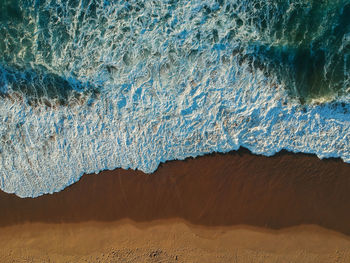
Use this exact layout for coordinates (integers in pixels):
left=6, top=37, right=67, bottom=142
left=1, top=148, right=350, bottom=230
left=1, top=148, right=350, bottom=261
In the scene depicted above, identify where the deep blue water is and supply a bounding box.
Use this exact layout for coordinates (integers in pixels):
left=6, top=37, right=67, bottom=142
left=1, top=0, right=350, bottom=197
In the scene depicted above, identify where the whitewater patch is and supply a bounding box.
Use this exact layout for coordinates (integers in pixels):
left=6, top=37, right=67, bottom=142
left=0, top=57, right=350, bottom=197
left=1, top=0, right=350, bottom=197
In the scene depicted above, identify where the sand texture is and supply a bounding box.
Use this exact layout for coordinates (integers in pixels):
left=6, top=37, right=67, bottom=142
left=1, top=149, right=350, bottom=262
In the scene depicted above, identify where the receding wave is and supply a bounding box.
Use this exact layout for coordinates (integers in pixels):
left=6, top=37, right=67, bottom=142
left=1, top=0, right=350, bottom=197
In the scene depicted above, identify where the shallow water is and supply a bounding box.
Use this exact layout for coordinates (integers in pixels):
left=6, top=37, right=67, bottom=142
left=1, top=0, right=350, bottom=197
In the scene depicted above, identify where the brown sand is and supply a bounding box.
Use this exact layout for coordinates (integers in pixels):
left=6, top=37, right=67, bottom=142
left=1, top=148, right=350, bottom=262
left=1, top=221, right=350, bottom=262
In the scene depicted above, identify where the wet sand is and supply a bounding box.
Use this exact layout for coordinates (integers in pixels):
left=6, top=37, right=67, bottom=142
left=1, top=148, right=350, bottom=262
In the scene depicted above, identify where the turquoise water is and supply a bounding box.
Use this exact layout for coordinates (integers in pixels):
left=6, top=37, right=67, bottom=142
left=250, top=0, right=350, bottom=101
left=1, top=0, right=350, bottom=102
left=1, top=0, right=350, bottom=197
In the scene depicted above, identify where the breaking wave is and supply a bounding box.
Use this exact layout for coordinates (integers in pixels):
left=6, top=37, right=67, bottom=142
left=1, top=0, right=350, bottom=197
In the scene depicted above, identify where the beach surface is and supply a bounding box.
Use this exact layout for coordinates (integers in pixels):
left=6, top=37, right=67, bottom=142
left=1, top=149, right=350, bottom=262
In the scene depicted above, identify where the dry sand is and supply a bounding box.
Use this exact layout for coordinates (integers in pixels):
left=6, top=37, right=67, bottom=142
left=1, top=221, right=350, bottom=262
left=1, top=148, right=350, bottom=262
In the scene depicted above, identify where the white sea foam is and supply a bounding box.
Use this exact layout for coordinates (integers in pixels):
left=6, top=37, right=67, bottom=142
left=1, top=57, right=350, bottom=197
left=1, top=0, right=350, bottom=197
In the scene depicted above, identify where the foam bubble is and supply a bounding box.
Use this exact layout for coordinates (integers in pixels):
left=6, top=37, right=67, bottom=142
left=1, top=0, right=350, bottom=197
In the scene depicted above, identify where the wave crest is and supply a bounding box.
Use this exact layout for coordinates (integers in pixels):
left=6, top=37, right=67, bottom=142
left=0, top=0, right=350, bottom=197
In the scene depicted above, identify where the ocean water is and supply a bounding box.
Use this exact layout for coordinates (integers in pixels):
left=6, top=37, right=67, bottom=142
left=1, top=0, right=350, bottom=197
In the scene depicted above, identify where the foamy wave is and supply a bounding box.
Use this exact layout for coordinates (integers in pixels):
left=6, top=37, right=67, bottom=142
left=1, top=0, right=350, bottom=197
left=1, top=58, right=350, bottom=197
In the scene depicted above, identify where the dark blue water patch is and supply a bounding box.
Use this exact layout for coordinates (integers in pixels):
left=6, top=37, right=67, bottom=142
left=247, top=39, right=350, bottom=102
left=0, top=1, right=22, bottom=26
left=245, top=43, right=347, bottom=103
left=197, top=0, right=350, bottom=102
left=238, top=0, right=350, bottom=102
left=0, top=65, right=100, bottom=107
left=1, top=0, right=350, bottom=105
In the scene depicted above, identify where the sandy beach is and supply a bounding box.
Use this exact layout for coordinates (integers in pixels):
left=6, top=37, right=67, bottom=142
left=2, top=1, right=350, bottom=262
left=1, top=148, right=350, bottom=262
